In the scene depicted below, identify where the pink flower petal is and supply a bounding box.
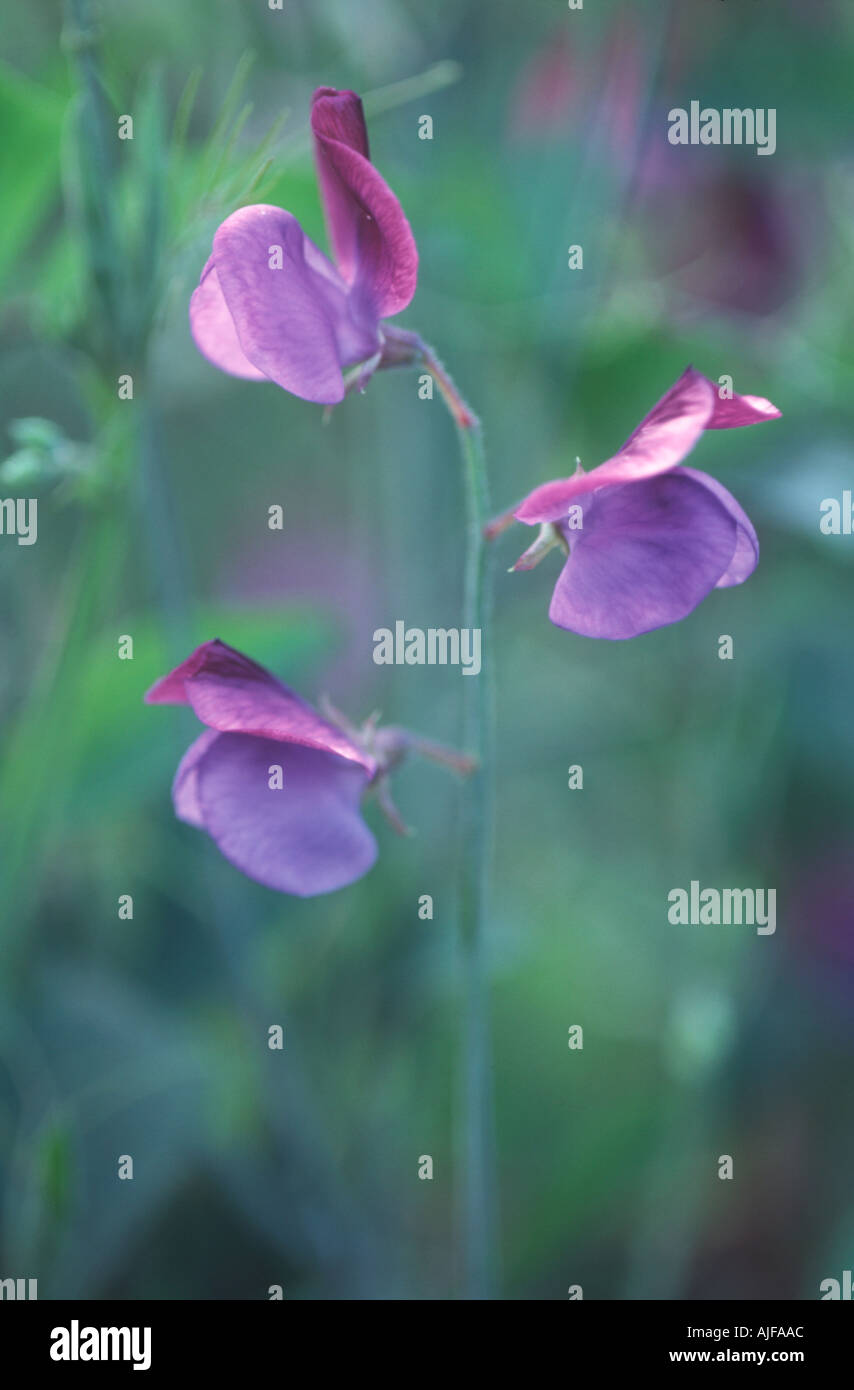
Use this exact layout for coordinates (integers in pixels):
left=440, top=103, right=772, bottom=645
left=514, top=367, right=780, bottom=524
left=189, top=257, right=268, bottom=381
left=172, top=728, right=221, bottom=827
left=145, top=639, right=376, bottom=776
left=311, top=87, right=418, bottom=318
left=706, top=389, right=782, bottom=429
left=195, top=205, right=381, bottom=404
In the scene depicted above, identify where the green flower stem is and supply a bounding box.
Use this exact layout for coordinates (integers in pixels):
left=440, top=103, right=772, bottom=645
left=0, top=511, right=123, bottom=978
left=421, top=342, right=498, bottom=1300
left=134, top=391, right=192, bottom=659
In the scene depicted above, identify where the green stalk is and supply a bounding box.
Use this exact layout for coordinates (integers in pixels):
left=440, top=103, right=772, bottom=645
left=134, top=390, right=192, bottom=659
left=421, top=342, right=498, bottom=1300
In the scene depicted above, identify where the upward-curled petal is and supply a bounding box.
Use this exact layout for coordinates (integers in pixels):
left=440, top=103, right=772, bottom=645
left=145, top=639, right=376, bottom=776
left=514, top=368, right=780, bottom=525
left=311, top=87, right=418, bottom=318
left=706, top=390, right=781, bottom=429
left=311, top=87, right=369, bottom=280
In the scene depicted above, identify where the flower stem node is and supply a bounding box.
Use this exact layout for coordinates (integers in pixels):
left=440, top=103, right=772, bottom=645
left=510, top=522, right=569, bottom=573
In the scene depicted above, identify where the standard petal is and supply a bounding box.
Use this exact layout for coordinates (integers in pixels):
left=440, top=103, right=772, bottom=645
left=548, top=470, right=740, bottom=640
left=515, top=368, right=716, bottom=523
left=189, top=257, right=269, bottom=381
left=172, top=729, right=221, bottom=827
left=145, top=639, right=376, bottom=775
left=311, top=87, right=418, bottom=318
left=514, top=367, right=780, bottom=524
left=311, top=88, right=370, bottom=282
left=675, top=465, right=759, bottom=587
left=207, top=205, right=381, bottom=404
left=194, top=732, right=378, bottom=896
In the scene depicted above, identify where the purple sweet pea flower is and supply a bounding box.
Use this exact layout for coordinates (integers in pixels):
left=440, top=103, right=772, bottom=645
left=189, top=88, right=418, bottom=405
left=146, top=639, right=472, bottom=896
left=488, top=368, right=781, bottom=640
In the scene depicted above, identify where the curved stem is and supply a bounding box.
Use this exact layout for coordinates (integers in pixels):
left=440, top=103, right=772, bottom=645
left=419, top=340, right=498, bottom=1300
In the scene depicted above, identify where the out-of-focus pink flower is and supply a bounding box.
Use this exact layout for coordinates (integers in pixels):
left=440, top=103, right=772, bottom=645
left=190, top=88, right=418, bottom=405
left=508, top=16, right=645, bottom=165
left=635, top=151, right=816, bottom=320
left=509, top=32, right=578, bottom=140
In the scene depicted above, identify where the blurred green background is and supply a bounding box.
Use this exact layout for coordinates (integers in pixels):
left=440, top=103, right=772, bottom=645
left=1, top=0, right=853, bottom=1300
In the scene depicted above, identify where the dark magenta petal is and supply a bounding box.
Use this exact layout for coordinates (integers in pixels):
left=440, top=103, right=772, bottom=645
left=311, top=87, right=369, bottom=279
left=311, top=87, right=418, bottom=318
left=675, top=465, right=759, bottom=587
left=145, top=639, right=376, bottom=776
left=548, top=470, right=740, bottom=640
left=515, top=367, right=780, bottom=524
left=192, top=733, right=377, bottom=897
left=190, top=205, right=381, bottom=404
